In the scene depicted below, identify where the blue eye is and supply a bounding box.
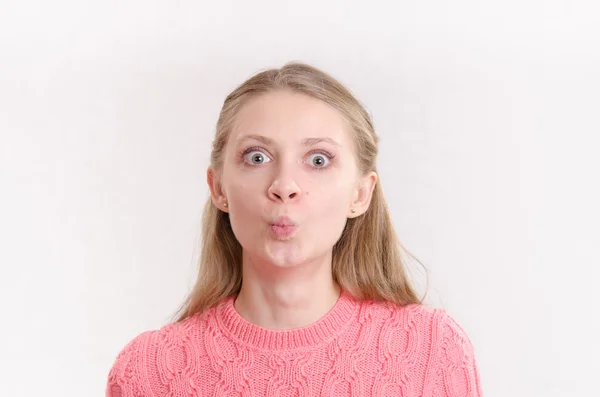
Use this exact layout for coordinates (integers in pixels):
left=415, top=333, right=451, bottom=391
left=245, top=150, right=271, bottom=165
left=307, top=153, right=330, bottom=168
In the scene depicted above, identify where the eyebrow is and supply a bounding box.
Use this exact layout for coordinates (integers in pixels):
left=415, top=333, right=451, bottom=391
left=236, top=134, right=342, bottom=148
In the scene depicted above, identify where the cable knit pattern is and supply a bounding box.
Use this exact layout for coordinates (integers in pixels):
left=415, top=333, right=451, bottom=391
left=106, top=291, right=482, bottom=396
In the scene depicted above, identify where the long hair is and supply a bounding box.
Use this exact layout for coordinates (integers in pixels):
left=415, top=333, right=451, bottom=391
left=174, top=62, right=426, bottom=322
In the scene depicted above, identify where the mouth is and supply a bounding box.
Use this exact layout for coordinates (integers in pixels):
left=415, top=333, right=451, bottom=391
left=269, top=216, right=298, bottom=240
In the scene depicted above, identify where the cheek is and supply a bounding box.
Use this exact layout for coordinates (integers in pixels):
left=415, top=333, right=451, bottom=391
left=306, top=179, right=353, bottom=242
left=227, top=181, right=262, bottom=221
left=223, top=177, right=268, bottom=242
left=308, top=176, right=353, bottom=212
left=223, top=167, right=262, bottom=206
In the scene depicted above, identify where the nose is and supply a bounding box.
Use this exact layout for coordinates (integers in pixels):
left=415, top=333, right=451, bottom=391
left=268, top=176, right=302, bottom=204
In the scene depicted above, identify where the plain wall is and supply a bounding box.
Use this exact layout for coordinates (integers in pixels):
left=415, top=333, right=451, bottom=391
left=1, top=1, right=598, bottom=395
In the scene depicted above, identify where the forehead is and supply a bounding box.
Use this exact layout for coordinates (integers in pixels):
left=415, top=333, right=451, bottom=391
left=230, top=91, right=353, bottom=147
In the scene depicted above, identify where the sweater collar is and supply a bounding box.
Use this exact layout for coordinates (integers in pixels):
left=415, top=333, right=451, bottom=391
left=215, top=289, right=359, bottom=351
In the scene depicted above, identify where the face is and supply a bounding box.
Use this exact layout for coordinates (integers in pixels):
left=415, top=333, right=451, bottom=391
left=209, top=90, right=376, bottom=270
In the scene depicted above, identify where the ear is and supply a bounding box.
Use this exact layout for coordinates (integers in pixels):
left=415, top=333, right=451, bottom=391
left=348, top=171, right=377, bottom=218
left=207, top=167, right=229, bottom=213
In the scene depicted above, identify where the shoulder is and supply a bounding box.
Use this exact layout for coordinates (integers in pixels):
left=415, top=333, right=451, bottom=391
left=387, top=304, right=477, bottom=363
left=358, top=299, right=444, bottom=334
left=106, top=330, right=155, bottom=396
left=374, top=303, right=482, bottom=396
left=429, top=308, right=477, bottom=364
left=105, top=312, right=210, bottom=397
left=360, top=300, right=478, bottom=363
left=415, top=307, right=483, bottom=396
left=371, top=301, right=473, bottom=341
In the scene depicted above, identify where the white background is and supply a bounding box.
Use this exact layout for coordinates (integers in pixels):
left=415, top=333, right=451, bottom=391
left=1, top=1, right=599, bottom=396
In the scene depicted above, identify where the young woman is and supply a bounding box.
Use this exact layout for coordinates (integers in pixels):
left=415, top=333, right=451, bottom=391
left=106, top=62, right=482, bottom=396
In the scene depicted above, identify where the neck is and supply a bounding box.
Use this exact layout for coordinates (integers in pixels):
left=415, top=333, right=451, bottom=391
left=234, top=252, right=341, bottom=330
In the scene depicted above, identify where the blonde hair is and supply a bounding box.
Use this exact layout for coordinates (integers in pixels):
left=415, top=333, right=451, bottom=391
left=175, top=62, right=425, bottom=322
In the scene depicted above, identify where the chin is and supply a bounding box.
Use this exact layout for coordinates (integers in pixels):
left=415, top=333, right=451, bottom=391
left=264, top=246, right=305, bottom=268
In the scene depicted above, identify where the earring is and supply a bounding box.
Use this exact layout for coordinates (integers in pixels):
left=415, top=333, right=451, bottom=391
left=351, top=209, right=356, bottom=213
left=223, top=202, right=228, bottom=208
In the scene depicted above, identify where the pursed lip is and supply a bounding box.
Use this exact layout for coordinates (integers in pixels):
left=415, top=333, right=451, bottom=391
left=269, top=216, right=298, bottom=227
left=269, top=216, right=299, bottom=239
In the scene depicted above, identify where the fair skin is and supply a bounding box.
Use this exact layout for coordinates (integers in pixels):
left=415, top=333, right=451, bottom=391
left=208, top=90, right=377, bottom=330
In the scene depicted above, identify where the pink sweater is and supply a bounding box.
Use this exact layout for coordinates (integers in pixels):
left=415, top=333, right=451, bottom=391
left=106, top=290, right=482, bottom=396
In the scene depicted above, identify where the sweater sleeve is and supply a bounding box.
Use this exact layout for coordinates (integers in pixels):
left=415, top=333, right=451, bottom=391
left=105, top=331, right=153, bottom=397
left=422, top=310, right=483, bottom=397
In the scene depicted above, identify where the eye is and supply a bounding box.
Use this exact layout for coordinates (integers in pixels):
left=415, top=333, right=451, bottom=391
left=244, top=150, right=271, bottom=165
left=307, top=153, right=330, bottom=168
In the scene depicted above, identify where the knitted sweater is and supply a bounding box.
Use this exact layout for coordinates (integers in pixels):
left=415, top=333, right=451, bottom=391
left=106, top=290, right=482, bottom=396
